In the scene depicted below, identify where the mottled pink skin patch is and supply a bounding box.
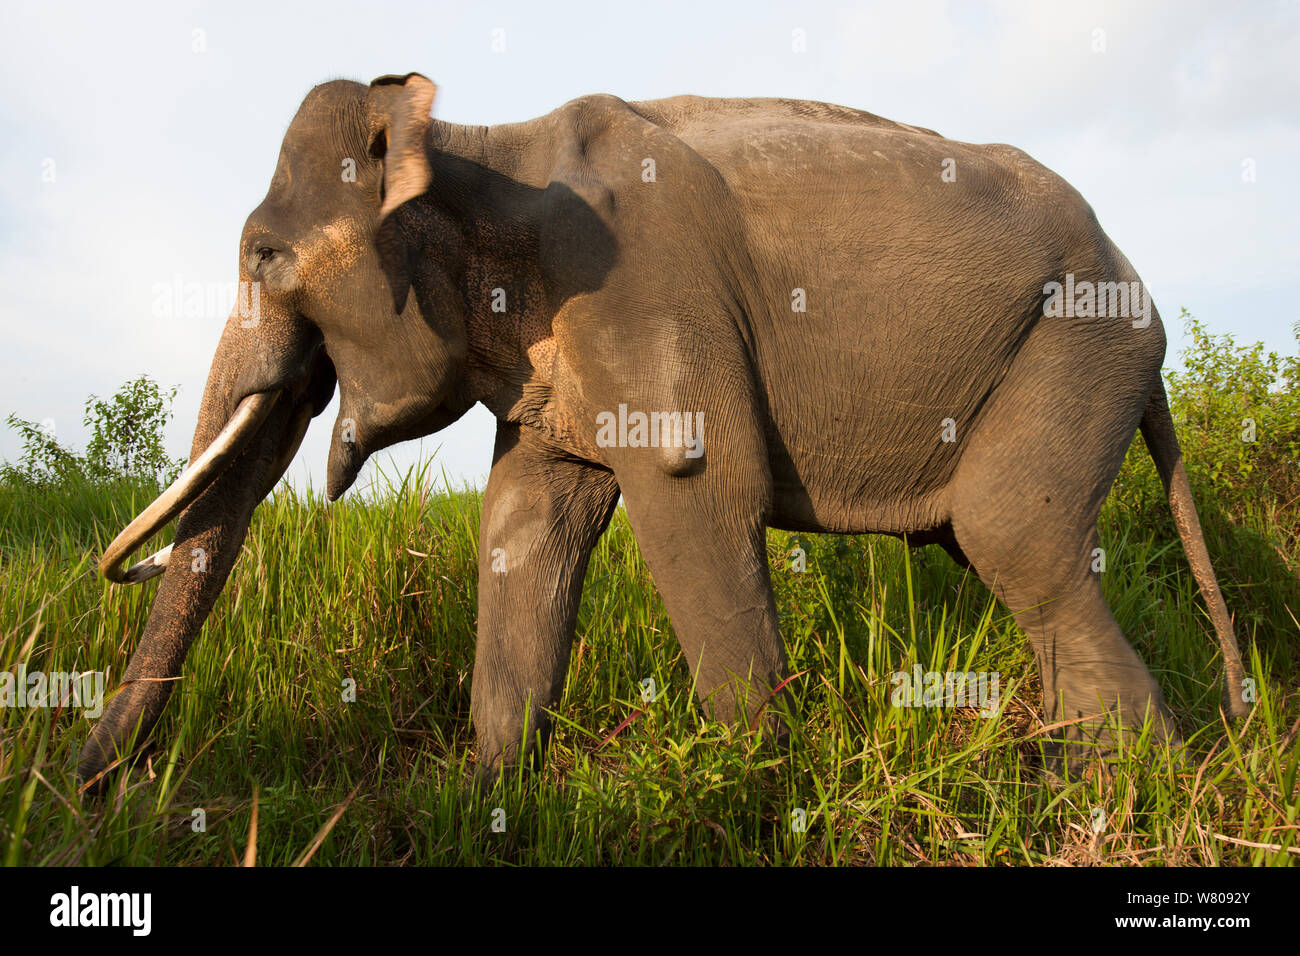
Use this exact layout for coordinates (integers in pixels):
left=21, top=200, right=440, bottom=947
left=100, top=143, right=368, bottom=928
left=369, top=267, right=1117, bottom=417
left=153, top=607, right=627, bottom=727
left=294, top=218, right=364, bottom=285
left=525, top=335, right=556, bottom=374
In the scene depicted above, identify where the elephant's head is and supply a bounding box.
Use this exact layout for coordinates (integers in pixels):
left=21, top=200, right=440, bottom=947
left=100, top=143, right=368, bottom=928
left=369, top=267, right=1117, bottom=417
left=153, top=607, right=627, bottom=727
left=80, top=72, right=472, bottom=786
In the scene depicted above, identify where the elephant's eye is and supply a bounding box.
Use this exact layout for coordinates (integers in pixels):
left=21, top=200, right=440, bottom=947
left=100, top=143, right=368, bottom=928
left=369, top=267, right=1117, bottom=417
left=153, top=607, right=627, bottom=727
left=257, top=247, right=276, bottom=263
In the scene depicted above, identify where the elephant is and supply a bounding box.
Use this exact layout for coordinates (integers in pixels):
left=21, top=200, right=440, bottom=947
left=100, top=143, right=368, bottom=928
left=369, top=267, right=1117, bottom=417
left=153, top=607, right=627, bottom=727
left=79, top=72, right=1248, bottom=788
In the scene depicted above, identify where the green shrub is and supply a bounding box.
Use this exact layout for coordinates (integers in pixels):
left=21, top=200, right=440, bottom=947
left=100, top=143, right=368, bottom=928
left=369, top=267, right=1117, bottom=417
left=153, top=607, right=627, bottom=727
left=2, top=375, right=185, bottom=488
left=1114, top=309, right=1300, bottom=545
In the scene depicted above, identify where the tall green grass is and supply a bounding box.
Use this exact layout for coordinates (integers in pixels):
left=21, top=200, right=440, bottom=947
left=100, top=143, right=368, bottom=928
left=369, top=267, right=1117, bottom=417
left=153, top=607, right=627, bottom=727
left=1, top=459, right=1296, bottom=866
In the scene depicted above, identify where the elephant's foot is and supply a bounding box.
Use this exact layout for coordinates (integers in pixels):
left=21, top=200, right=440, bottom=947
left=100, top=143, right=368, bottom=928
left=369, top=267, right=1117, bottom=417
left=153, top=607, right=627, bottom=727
left=1037, top=689, right=1183, bottom=782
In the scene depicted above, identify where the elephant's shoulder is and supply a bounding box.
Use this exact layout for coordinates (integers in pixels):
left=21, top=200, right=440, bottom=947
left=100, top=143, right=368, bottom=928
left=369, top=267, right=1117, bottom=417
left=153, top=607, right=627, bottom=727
left=539, top=92, right=723, bottom=188
left=532, top=95, right=739, bottom=294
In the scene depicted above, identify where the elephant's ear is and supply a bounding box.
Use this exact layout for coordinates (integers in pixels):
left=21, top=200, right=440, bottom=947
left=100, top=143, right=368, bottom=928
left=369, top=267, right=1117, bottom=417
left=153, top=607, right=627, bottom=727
left=367, top=72, right=437, bottom=218
left=367, top=72, right=436, bottom=312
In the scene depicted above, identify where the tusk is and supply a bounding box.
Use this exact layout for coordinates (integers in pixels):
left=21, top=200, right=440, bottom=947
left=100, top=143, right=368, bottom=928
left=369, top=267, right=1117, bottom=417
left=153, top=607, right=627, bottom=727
left=120, top=543, right=173, bottom=584
left=98, top=391, right=281, bottom=584
left=106, top=399, right=309, bottom=585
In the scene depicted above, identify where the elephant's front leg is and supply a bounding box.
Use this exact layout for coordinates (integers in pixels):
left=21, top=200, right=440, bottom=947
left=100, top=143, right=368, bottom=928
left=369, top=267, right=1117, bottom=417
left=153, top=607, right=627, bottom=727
left=471, top=424, right=620, bottom=783
left=613, top=442, right=787, bottom=736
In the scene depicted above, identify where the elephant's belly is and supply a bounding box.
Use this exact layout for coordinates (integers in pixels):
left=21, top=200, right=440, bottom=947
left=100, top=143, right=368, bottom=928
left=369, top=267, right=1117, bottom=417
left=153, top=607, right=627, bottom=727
left=752, top=304, right=1033, bottom=537
left=766, top=449, right=953, bottom=536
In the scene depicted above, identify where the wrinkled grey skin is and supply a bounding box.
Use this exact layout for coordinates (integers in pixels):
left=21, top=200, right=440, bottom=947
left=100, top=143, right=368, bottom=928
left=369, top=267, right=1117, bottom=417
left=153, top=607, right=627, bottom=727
left=78, top=72, right=1248, bottom=788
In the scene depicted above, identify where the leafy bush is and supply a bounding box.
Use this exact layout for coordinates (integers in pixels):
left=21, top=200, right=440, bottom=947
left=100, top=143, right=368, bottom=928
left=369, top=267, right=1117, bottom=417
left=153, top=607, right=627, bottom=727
left=1114, top=309, right=1300, bottom=545
left=1, top=414, right=83, bottom=486
left=2, top=375, right=185, bottom=488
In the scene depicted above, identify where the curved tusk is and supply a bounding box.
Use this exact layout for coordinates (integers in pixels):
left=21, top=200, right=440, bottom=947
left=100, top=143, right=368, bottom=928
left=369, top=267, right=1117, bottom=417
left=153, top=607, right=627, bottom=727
left=98, top=391, right=281, bottom=584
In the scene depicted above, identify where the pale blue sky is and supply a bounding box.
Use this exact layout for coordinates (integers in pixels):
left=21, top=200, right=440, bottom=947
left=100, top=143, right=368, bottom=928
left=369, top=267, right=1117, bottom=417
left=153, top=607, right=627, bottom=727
left=2, top=0, right=1296, bottom=495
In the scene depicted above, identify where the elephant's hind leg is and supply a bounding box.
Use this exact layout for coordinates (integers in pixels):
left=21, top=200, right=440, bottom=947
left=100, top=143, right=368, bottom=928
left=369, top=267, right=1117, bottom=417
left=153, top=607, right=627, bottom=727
left=944, top=332, right=1178, bottom=769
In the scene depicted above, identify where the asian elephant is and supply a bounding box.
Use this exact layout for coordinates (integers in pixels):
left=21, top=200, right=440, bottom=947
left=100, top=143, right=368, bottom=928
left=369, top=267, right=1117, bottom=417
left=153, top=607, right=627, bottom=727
left=79, top=72, right=1248, bottom=788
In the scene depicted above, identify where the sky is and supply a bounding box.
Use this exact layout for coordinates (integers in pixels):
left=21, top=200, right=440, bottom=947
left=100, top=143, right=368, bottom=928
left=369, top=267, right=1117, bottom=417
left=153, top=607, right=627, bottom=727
left=1, top=0, right=1297, bottom=496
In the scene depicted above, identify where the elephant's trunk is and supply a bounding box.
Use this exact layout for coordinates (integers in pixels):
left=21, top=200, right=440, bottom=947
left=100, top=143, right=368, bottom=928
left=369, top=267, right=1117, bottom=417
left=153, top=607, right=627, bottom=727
left=79, top=355, right=313, bottom=788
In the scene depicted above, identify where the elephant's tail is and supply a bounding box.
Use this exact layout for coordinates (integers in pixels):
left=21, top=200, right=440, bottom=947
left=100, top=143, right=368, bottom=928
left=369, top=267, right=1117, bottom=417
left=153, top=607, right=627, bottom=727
left=1138, top=380, right=1250, bottom=718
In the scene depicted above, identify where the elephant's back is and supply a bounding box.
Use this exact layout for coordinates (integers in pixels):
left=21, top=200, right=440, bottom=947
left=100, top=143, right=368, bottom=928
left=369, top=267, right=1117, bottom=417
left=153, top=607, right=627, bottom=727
left=626, top=94, right=944, bottom=140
